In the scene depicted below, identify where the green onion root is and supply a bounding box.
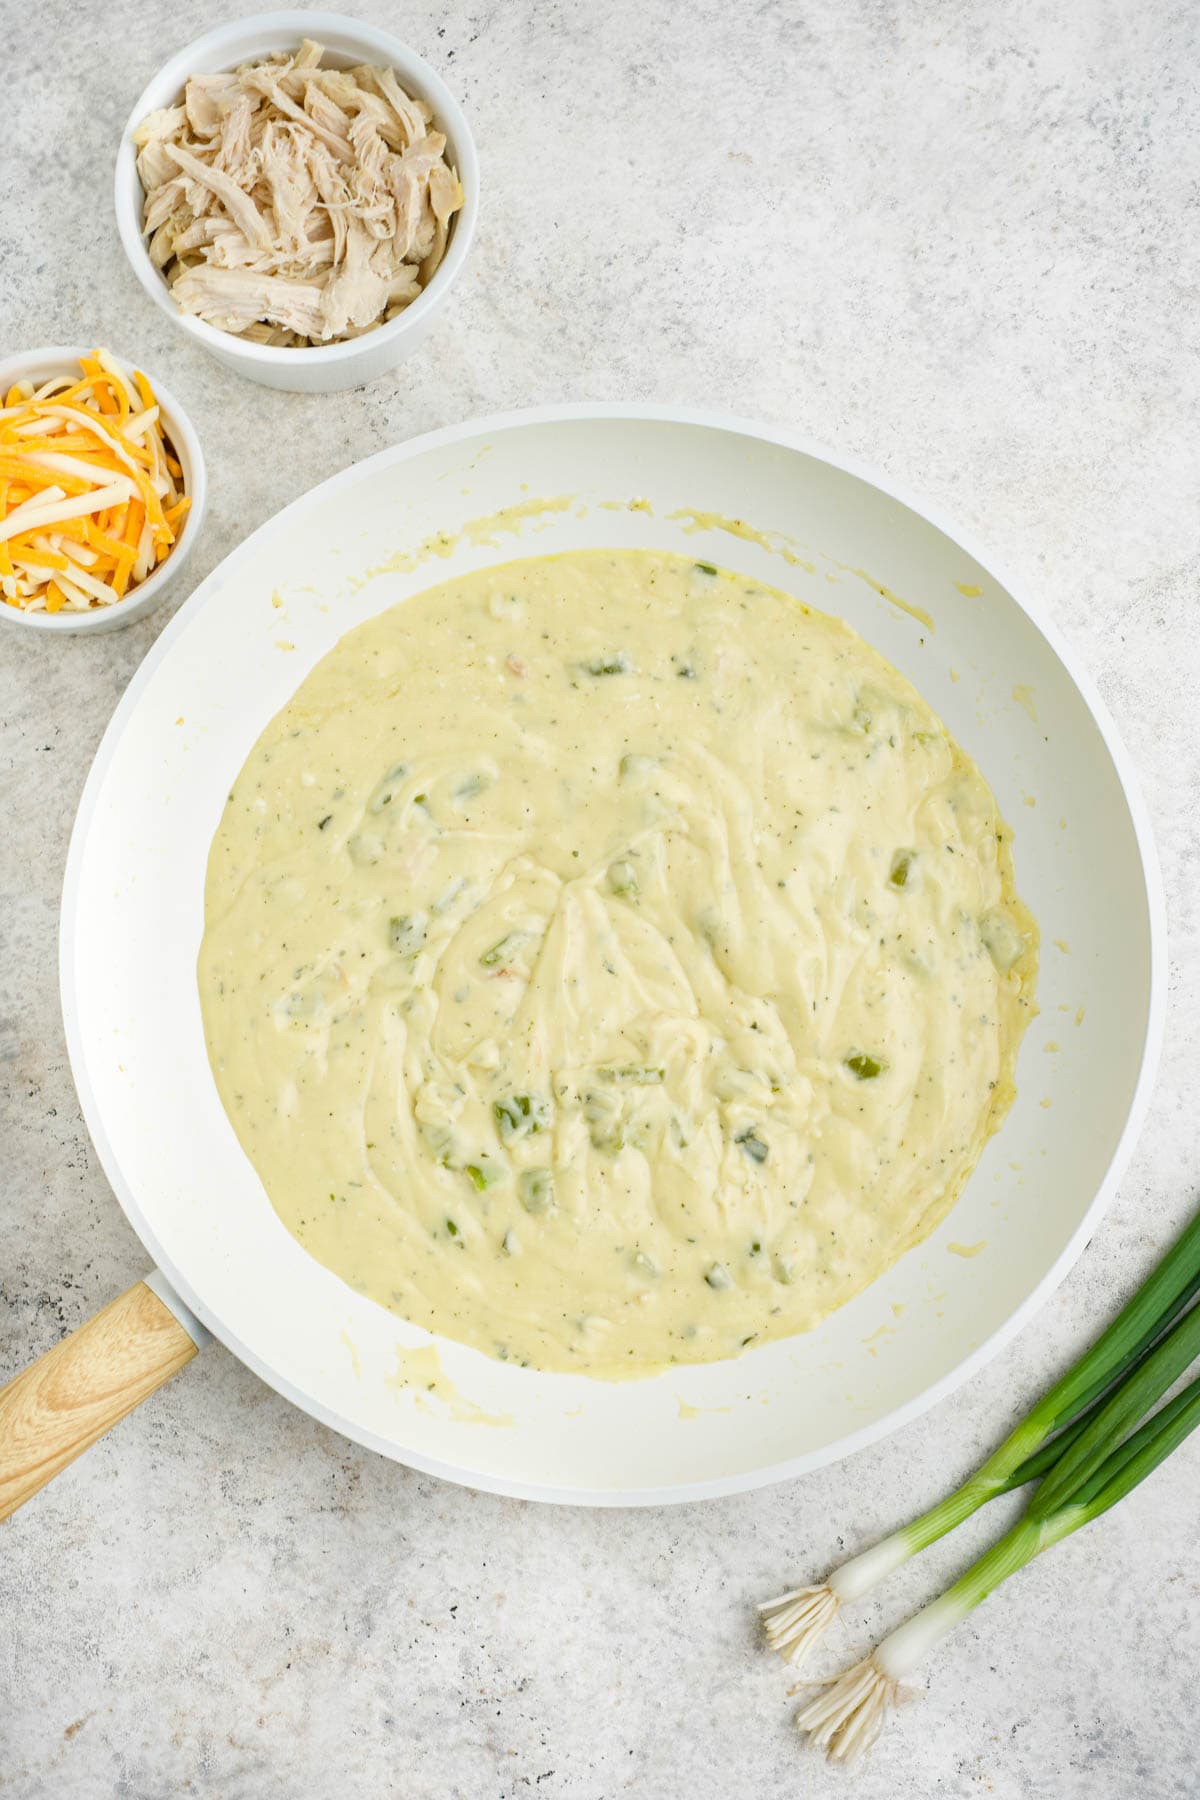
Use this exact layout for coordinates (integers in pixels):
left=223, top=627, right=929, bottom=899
left=760, top=1526, right=937, bottom=1666
left=793, top=1512, right=1076, bottom=1762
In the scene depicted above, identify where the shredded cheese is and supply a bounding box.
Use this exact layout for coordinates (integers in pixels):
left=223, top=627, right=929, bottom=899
left=0, top=350, right=191, bottom=614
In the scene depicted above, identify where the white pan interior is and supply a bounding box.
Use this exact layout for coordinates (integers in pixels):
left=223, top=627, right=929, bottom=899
left=61, top=407, right=1164, bottom=1504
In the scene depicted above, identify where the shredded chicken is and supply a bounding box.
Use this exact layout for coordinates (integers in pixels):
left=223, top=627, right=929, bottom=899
left=133, top=40, right=465, bottom=347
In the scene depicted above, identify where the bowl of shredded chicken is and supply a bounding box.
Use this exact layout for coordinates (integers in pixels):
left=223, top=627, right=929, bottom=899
left=116, top=19, right=478, bottom=392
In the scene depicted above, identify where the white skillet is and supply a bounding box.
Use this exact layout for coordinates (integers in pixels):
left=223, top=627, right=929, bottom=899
left=1, top=407, right=1165, bottom=1512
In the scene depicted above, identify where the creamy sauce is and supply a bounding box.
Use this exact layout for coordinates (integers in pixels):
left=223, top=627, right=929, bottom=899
left=388, top=1344, right=513, bottom=1426
left=200, top=550, right=1037, bottom=1378
left=365, top=497, right=575, bottom=580
left=668, top=507, right=817, bottom=573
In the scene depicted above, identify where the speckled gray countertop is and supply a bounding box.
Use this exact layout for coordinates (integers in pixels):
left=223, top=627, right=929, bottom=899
left=3, top=2, right=1199, bottom=1795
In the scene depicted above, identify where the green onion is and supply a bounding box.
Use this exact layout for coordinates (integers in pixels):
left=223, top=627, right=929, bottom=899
left=844, top=1052, right=886, bottom=1081
left=796, top=1370, right=1200, bottom=1764
left=762, top=1209, right=1200, bottom=1645
left=1027, top=1290, right=1200, bottom=1516
left=758, top=1205, right=1200, bottom=1760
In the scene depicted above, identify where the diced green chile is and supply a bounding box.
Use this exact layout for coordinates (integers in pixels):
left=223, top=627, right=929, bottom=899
left=736, top=1128, right=769, bottom=1164
left=369, top=762, right=409, bottom=812
left=465, top=1161, right=505, bottom=1191
left=493, top=1093, right=551, bottom=1143
left=279, top=988, right=323, bottom=1021
left=519, top=1168, right=555, bottom=1213
left=420, top=1119, right=457, bottom=1163
left=431, top=875, right=467, bottom=914
left=348, top=832, right=383, bottom=866
left=607, top=858, right=639, bottom=896
left=584, top=1088, right=624, bottom=1153
left=888, top=849, right=916, bottom=888
left=845, top=1051, right=887, bottom=1080
left=600, top=1066, right=664, bottom=1086
left=980, top=907, right=1025, bottom=972
left=480, top=930, right=527, bottom=967
left=619, top=753, right=657, bottom=781
left=388, top=912, right=427, bottom=956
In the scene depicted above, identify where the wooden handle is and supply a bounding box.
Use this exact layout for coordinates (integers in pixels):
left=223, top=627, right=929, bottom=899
left=0, top=1280, right=200, bottom=1523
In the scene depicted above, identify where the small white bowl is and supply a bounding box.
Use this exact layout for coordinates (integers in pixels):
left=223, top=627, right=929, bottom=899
left=114, top=11, right=480, bottom=394
left=0, top=346, right=207, bottom=636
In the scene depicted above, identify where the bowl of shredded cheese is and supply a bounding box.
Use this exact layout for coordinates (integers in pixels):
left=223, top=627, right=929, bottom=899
left=0, top=346, right=206, bottom=634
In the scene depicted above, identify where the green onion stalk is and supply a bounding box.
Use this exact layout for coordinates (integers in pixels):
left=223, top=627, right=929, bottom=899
left=759, top=1209, right=1200, bottom=1758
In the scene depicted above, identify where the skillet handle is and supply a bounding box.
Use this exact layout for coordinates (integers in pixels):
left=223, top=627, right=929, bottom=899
left=0, top=1276, right=209, bottom=1523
